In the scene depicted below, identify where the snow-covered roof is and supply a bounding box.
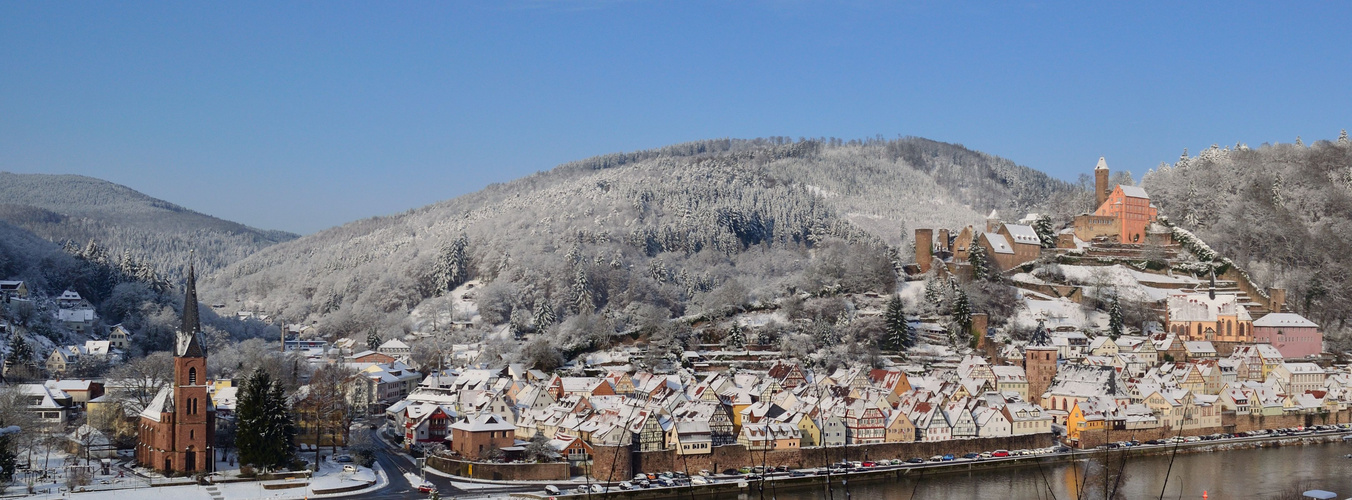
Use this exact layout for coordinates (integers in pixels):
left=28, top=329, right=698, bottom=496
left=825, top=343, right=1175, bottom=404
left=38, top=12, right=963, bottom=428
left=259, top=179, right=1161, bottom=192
left=1253, top=313, right=1318, bottom=329
left=1004, top=224, right=1040, bottom=246
left=1167, top=293, right=1249, bottom=322
left=451, top=413, right=515, bottom=432
left=1095, top=157, right=1108, bottom=170
left=139, top=386, right=173, bottom=422
left=58, top=290, right=82, bottom=301
left=982, top=232, right=1014, bottom=255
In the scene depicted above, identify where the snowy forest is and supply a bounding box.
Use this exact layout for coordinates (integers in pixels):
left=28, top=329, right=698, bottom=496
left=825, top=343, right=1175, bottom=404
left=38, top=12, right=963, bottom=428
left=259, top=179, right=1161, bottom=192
left=202, top=137, right=1080, bottom=358
left=0, top=172, right=296, bottom=279
left=1142, top=132, right=1352, bottom=344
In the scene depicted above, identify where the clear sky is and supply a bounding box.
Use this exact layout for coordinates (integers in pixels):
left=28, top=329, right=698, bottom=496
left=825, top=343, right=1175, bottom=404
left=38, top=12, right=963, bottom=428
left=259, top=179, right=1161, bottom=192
left=3, top=2, right=1349, bottom=234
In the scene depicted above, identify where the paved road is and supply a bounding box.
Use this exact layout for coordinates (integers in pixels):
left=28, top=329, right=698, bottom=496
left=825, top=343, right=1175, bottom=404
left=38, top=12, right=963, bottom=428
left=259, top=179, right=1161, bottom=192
left=364, top=426, right=542, bottom=500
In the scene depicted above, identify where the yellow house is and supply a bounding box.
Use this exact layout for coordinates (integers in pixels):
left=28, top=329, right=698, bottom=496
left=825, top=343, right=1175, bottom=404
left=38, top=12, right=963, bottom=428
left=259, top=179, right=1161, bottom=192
left=1066, top=400, right=1106, bottom=442
left=792, top=413, right=820, bottom=447
left=884, top=410, right=916, bottom=443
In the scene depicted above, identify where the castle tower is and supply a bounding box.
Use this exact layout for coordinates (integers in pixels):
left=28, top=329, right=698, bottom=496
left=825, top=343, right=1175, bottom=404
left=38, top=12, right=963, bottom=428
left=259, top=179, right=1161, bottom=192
left=1094, top=157, right=1110, bottom=209
left=1024, top=324, right=1058, bottom=405
left=915, top=228, right=933, bottom=273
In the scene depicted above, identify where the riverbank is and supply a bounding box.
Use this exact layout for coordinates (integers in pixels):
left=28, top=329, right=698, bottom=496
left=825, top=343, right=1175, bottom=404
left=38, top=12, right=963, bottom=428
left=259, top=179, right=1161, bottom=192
left=511, top=428, right=1352, bottom=499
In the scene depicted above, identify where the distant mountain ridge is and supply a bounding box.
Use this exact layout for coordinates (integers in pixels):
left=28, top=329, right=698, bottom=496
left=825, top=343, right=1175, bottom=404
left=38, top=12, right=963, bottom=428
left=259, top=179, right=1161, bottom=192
left=0, top=172, right=297, bottom=279
left=203, top=136, right=1080, bottom=339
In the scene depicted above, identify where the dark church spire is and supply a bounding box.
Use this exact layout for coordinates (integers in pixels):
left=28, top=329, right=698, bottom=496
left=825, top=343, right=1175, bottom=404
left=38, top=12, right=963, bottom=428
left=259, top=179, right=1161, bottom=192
left=177, top=252, right=205, bottom=358
left=182, top=259, right=200, bottom=335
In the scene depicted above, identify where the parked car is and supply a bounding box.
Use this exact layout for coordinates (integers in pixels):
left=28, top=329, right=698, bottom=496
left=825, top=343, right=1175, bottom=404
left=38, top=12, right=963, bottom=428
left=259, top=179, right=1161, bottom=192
left=861, top=461, right=876, bottom=468
left=789, top=470, right=807, bottom=477
left=417, top=483, right=437, bottom=494
left=929, top=455, right=944, bottom=462
left=744, top=474, right=763, bottom=481
left=544, top=485, right=562, bottom=495
left=992, top=450, right=1010, bottom=457
left=723, top=469, right=740, bottom=475
left=634, top=474, right=647, bottom=481
left=941, top=454, right=955, bottom=461
left=907, top=457, right=925, bottom=464
left=691, top=476, right=709, bottom=485
left=342, top=465, right=357, bottom=473
left=334, top=455, right=353, bottom=463
left=963, top=453, right=980, bottom=459
left=590, top=484, right=608, bottom=493
left=618, top=481, right=634, bottom=490
left=699, top=470, right=712, bottom=477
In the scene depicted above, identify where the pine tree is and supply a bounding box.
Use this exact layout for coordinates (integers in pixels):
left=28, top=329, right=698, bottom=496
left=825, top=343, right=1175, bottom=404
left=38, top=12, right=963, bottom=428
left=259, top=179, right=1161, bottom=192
left=1108, top=297, right=1124, bottom=340
left=726, top=324, right=746, bottom=350
left=572, top=268, right=593, bottom=313
left=1340, top=129, right=1350, bottom=145
left=1034, top=215, right=1056, bottom=248
left=533, top=300, right=555, bottom=332
left=366, top=329, right=381, bottom=351
left=433, top=234, right=470, bottom=294
left=236, top=369, right=296, bottom=471
left=883, top=295, right=907, bottom=352
left=968, top=243, right=991, bottom=281
left=952, top=287, right=971, bottom=343
left=924, top=278, right=942, bottom=308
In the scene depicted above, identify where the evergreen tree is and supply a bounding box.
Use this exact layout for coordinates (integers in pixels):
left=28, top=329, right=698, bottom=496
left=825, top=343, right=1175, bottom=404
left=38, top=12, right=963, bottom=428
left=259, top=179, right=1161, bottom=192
left=366, top=329, right=381, bottom=351
left=433, top=234, right=470, bottom=294
left=968, top=243, right=991, bottom=281
left=952, top=287, right=971, bottom=342
left=4, top=334, right=32, bottom=375
left=1108, top=296, right=1124, bottom=340
left=726, top=324, right=746, bottom=350
left=533, top=300, right=555, bottom=332
left=924, top=278, right=942, bottom=309
left=1340, top=129, right=1349, bottom=145
left=236, top=369, right=296, bottom=471
left=1034, top=215, right=1056, bottom=248
left=883, top=295, right=907, bottom=352
left=572, top=268, right=593, bottom=313
left=0, top=422, right=14, bottom=484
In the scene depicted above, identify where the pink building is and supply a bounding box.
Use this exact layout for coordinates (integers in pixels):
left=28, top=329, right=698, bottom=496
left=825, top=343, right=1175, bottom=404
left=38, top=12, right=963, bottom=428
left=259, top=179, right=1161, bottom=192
left=1251, top=313, right=1321, bottom=358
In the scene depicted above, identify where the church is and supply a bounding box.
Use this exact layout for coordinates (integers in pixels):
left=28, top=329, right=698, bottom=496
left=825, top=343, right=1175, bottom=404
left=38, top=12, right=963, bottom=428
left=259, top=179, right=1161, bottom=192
left=136, top=263, right=215, bottom=473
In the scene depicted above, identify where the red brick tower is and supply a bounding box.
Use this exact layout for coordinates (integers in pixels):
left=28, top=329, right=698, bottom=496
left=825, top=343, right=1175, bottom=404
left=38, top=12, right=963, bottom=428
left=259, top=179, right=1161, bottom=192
left=137, top=261, right=215, bottom=473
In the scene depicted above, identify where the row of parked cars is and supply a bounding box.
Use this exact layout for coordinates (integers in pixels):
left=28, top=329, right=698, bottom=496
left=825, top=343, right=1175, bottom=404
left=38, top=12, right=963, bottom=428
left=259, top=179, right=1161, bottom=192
left=1097, top=423, right=1352, bottom=450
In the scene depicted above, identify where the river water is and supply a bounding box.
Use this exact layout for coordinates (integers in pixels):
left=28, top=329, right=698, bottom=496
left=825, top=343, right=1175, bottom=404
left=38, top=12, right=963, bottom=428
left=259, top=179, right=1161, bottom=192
left=707, top=440, right=1352, bottom=499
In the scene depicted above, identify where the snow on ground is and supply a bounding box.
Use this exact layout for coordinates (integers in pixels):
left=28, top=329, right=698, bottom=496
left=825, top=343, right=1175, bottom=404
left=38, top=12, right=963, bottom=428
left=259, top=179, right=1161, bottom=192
left=45, top=453, right=383, bottom=500
left=1012, top=292, right=1107, bottom=331
left=737, top=311, right=787, bottom=328
left=1050, top=264, right=1199, bottom=303
left=896, top=280, right=926, bottom=307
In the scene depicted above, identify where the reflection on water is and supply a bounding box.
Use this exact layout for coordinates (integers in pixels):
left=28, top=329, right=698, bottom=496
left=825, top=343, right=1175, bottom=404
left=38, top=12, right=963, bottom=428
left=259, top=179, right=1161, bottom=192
left=697, top=441, right=1352, bottom=500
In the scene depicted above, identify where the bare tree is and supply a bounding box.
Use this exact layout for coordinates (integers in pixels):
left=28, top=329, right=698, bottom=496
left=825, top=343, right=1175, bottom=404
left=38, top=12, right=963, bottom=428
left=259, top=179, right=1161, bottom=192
left=104, top=352, right=174, bottom=414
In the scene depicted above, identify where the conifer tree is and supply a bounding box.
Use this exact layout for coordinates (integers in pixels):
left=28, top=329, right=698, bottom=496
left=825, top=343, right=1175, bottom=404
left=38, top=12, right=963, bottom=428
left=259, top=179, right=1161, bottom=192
left=236, top=369, right=296, bottom=471
left=968, top=243, right=991, bottom=281
left=533, top=300, right=555, bottom=332
left=1340, top=129, right=1349, bottom=145
left=1108, top=296, right=1124, bottom=340
left=366, top=329, right=381, bottom=351
left=726, top=324, right=746, bottom=350
left=883, top=295, right=907, bottom=352
left=924, top=278, right=942, bottom=309
left=572, top=268, right=593, bottom=313
left=952, top=287, right=971, bottom=343
left=1034, top=215, right=1056, bottom=248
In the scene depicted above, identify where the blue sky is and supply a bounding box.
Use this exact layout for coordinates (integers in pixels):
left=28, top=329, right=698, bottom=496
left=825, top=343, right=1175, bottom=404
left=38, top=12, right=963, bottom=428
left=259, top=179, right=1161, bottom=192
left=3, top=2, right=1349, bottom=234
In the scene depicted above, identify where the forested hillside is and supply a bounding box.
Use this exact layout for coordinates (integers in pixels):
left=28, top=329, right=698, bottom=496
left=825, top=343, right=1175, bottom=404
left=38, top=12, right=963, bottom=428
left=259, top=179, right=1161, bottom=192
left=203, top=137, right=1079, bottom=348
left=1142, top=132, right=1352, bottom=343
left=0, top=172, right=297, bottom=279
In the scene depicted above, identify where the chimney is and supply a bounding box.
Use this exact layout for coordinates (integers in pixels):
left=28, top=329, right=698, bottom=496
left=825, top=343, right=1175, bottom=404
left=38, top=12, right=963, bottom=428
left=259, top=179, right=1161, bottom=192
left=915, top=228, right=933, bottom=273
left=1095, top=157, right=1110, bottom=209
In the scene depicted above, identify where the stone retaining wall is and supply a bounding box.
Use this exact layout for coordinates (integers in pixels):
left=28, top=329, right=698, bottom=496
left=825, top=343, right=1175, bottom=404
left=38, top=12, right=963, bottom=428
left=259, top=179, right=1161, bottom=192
left=589, top=434, right=1055, bottom=480
left=426, top=455, right=570, bottom=481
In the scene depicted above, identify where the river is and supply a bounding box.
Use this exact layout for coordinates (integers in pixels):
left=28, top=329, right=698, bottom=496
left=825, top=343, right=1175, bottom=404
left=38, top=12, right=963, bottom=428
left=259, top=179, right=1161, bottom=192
left=700, top=440, right=1352, bottom=500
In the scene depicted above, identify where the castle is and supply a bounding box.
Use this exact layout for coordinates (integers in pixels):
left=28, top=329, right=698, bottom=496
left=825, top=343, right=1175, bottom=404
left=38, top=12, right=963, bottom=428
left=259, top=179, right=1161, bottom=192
left=1072, top=156, right=1160, bottom=244
left=136, top=263, right=215, bottom=474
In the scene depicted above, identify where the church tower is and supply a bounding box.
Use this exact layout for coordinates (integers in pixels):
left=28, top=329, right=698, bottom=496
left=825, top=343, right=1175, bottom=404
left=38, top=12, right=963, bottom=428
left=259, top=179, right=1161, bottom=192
left=172, top=261, right=214, bottom=472
left=137, top=260, right=215, bottom=473
left=1094, top=157, right=1110, bottom=209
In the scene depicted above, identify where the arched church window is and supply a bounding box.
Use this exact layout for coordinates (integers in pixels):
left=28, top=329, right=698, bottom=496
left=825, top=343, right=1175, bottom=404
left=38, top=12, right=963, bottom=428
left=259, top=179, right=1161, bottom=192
left=189, top=367, right=197, bottom=385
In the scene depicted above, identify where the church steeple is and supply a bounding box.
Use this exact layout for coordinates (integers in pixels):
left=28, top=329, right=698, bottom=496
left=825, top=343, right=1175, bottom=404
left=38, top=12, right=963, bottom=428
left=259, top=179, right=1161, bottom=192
left=177, top=256, right=206, bottom=358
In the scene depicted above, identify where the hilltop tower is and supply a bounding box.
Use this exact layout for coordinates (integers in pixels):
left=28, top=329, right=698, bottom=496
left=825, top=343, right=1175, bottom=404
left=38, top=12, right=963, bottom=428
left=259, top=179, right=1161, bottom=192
left=1094, top=157, right=1110, bottom=209
left=1024, top=322, right=1058, bottom=405
left=137, top=260, right=215, bottom=473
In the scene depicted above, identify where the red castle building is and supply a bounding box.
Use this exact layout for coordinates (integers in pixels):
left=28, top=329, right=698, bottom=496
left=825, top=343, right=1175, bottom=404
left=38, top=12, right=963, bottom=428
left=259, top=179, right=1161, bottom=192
left=136, top=263, right=215, bottom=473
